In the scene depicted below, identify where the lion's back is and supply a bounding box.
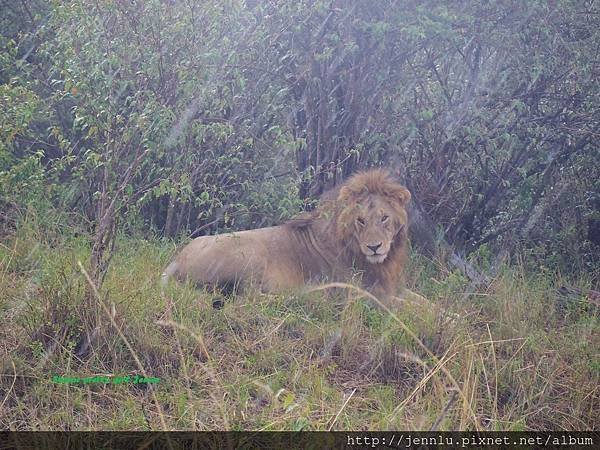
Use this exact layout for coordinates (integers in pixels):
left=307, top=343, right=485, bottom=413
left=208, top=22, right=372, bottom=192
left=168, top=226, right=309, bottom=290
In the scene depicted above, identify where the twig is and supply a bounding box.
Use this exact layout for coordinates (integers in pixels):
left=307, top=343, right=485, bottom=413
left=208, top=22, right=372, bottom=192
left=430, top=390, right=458, bottom=431
left=328, top=388, right=356, bottom=431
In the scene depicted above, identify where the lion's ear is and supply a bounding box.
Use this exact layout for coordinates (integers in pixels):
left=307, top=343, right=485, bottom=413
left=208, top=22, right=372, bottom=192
left=389, top=186, right=411, bottom=206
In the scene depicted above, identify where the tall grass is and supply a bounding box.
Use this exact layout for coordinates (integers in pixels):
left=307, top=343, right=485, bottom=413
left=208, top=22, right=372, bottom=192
left=0, top=217, right=598, bottom=430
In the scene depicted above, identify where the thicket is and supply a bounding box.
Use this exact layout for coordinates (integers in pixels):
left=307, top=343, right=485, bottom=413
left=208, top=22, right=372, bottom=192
left=2, top=0, right=599, bottom=282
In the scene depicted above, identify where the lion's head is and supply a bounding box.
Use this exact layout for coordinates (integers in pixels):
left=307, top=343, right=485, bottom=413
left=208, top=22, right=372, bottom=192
left=334, top=170, right=411, bottom=266
left=285, top=169, right=411, bottom=296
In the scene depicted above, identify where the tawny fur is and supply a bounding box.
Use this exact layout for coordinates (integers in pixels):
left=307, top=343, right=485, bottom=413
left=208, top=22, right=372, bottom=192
left=162, top=169, right=411, bottom=304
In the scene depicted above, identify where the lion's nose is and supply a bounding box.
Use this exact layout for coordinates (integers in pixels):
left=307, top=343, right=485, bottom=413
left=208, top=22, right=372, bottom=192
left=366, top=243, right=382, bottom=254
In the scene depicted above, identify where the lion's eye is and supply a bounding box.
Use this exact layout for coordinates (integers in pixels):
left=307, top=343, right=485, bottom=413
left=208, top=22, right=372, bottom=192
left=357, top=217, right=365, bottom=226
left=381, top=215, right=389, bottom=223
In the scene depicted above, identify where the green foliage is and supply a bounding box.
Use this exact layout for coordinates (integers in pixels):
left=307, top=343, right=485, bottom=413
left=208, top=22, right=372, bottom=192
left=1, top=0, right=598, bottom=272
left=0, top=82, right=44, bottom=196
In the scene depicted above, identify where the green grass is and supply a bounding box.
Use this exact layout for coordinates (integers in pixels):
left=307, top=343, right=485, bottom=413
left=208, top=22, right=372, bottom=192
left=0, top=221, right=598, bottom=431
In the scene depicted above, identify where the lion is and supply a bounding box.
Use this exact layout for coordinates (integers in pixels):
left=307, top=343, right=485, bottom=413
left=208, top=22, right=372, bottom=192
left=161, top=169, right=412, bottom=308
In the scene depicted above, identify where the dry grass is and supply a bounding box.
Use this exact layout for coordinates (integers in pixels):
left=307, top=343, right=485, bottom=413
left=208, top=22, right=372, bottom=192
left=0, top=221, right=598, bottom=430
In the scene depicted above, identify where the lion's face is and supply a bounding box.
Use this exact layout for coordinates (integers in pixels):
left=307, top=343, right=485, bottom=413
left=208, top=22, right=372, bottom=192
left=352, top=195, right=407, bottom=264
left=334, top=172, right=411, bottom=266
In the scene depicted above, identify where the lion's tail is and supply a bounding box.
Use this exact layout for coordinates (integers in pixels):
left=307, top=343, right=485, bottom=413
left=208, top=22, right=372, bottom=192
left=160, top=261, right=178, bottom=290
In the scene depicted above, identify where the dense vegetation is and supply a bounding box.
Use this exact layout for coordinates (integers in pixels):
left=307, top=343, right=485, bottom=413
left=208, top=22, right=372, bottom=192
left=1, top=0, right=598, bottom=431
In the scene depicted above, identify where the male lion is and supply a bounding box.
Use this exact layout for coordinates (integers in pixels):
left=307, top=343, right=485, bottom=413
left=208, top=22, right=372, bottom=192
left=161, top=169, right=412, bottom=307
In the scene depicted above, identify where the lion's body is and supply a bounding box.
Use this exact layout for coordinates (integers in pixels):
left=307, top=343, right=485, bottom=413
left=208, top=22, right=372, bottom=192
left=162, top=224, right=344, bottom=292
left=162, top=170, right=411, bottom=301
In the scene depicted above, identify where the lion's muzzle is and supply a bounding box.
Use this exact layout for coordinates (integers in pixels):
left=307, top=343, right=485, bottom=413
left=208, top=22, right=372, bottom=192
left=363, top=241, right=388, bottom=264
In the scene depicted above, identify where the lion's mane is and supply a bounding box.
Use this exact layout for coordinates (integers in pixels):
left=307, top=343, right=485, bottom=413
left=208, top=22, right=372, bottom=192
left=288, top=169, right=411, bottom=297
